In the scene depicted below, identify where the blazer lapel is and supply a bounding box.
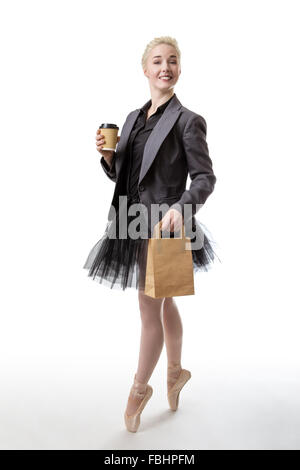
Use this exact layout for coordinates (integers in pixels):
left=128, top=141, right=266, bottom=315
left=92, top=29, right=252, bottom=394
left=115, top=94, right=183, bottom=183
left=139, top=94, right=182, bottom=185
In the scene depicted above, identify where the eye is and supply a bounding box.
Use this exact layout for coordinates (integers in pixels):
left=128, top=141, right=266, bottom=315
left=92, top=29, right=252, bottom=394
left=153, top=61, right=177, bottom=64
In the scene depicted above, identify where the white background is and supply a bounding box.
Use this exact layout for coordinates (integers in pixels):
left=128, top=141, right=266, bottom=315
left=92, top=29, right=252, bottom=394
left=0, top=0, right=299, bottom=450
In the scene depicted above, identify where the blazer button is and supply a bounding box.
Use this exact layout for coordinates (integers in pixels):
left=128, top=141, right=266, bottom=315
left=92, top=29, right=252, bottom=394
left=139, top=185, right=145, bottom=192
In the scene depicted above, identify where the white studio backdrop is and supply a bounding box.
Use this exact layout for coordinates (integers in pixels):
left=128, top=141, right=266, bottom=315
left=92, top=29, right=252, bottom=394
left=0, top=0, right=299, bottom=450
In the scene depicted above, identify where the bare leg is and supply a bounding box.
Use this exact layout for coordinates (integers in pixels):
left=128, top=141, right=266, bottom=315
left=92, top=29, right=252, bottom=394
left=125, top=289, right=164, bottom=416
left=162, top=297, right=183, bottom=392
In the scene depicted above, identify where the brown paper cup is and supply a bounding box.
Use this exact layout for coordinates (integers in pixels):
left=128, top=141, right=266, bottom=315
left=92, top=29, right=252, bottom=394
left=99, top=123, right=119, bottom=151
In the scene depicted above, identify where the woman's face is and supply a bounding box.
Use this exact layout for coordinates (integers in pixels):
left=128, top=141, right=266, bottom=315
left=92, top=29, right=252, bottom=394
left=144, top=44, right=181, bottom=92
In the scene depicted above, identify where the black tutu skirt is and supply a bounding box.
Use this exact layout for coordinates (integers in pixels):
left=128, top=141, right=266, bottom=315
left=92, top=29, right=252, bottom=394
left=83, top=197, right=220, bottom=291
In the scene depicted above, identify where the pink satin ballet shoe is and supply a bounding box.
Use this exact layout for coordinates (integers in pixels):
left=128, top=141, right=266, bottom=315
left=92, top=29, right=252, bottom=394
left=167, top=368, right=191, bottom=411
left=124, top=374, right=153, bottom=433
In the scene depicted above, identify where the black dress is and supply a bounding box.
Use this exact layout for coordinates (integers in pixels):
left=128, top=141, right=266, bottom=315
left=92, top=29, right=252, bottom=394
left=83, top=95, right=218, bottom=291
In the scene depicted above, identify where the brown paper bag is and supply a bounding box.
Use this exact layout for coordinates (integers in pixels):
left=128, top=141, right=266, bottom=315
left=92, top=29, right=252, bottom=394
left=144, top=220, right=195, bottom=298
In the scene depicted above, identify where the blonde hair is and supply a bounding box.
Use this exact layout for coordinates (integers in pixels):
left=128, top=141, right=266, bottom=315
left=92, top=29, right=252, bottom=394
left=141, top=36, right=181, bottom=70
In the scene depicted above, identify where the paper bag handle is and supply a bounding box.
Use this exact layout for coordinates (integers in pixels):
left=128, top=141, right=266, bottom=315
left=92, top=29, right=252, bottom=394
left=153, top=219, right=186, bottom=239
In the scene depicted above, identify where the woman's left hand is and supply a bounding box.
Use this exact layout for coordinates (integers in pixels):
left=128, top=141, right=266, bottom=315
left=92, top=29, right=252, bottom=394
left=160, top=208, right=183, bottom=233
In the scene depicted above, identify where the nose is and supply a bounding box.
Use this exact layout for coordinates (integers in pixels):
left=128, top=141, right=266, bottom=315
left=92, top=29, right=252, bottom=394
left=161, top=64, right=172, bottom=74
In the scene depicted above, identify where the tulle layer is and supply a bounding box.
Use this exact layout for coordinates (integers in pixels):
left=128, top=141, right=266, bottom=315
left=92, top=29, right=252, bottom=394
left=83, top=203, right=219, bottom=291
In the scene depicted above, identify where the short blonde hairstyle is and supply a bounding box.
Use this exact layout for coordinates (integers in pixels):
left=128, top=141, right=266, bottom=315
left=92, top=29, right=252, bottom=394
left=141, top=36, right=181, bottom=70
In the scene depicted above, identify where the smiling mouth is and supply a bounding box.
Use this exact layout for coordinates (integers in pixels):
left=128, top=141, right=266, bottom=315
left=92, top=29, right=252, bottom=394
left=159, top=76, right=172, bottom=80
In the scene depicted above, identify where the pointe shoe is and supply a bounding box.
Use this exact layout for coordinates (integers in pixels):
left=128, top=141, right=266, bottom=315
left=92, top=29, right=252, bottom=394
left=124, top=374, right=153, bottom=433
left=167, top=369, right=191, bottom=411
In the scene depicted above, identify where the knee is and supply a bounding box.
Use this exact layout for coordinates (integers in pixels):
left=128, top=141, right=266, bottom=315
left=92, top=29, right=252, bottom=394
left=138, top=290, right=163, bottom=325
left=138, top=289, right=159, bottom=308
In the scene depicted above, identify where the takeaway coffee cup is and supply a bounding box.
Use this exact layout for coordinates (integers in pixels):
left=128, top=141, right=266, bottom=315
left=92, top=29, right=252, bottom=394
left=99, top=123, right=119, bottom=151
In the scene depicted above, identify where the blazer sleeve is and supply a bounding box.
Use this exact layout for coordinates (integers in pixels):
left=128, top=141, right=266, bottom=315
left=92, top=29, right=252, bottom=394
left=170, top=114, right=216, bottom=220
left=99, top=109, right=136, bottom=183
left=100, top=152, right=117, bottom=182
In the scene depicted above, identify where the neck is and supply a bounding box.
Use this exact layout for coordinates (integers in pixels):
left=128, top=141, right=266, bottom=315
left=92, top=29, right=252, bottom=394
left=148, top=90, right=174, bottom=113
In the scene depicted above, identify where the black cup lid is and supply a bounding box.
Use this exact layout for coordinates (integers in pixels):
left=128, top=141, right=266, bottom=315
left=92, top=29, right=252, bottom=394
left=99, top=123, right=119, bottom=129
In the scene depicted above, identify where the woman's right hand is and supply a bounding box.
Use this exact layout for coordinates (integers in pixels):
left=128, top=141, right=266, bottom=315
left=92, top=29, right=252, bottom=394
left=96, top=129, right=120, bottom=163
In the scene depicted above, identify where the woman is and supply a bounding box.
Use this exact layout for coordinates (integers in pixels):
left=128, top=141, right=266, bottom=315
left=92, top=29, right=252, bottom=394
left=83, top=36, right=218, bottom=432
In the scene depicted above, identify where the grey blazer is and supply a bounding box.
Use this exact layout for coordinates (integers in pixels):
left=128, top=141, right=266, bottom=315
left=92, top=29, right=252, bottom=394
left=100, top=93, right=216, bottom=234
